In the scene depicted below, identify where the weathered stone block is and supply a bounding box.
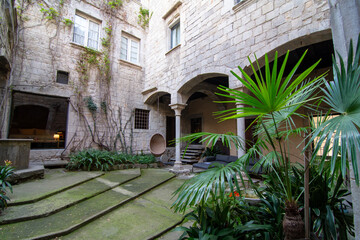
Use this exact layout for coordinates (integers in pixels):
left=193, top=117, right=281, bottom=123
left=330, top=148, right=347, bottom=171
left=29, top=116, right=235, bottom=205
left=0, top=139, right=32, bottom=170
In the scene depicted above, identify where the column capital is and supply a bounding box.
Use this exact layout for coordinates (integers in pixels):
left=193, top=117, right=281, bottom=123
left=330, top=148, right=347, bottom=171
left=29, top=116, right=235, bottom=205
left=169, top=103, right=187, bottom=115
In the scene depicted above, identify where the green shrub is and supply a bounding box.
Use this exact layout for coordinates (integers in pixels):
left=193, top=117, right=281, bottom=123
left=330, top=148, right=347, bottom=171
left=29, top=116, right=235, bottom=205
left=67, top=149, right=157, bottom=171
left=0, top=161, right=14, bottom=211
left=176, top=195, right=271, bottom=239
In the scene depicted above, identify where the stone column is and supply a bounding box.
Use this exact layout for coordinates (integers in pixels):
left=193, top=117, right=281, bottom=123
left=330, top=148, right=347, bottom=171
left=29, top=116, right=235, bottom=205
left=235, top=90, right=246, bottom=158
left=169, top=103, right=188, bottom=174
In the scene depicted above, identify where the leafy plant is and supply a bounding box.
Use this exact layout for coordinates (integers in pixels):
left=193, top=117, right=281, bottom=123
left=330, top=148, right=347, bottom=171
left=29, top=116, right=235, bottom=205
left=138, top=7, right=152, bottom=29
left=62, top=18, right=73, bottom=26
left=307, top=34, right=360, bottom=183
left=106, top=0, right=122, bottom=9
left=260, top=164, right=354, bottom=239
left=172, top=161, right=245, bottom=213
left=67, top=149, right=156, bottom=171
left=0, top=161, right=14, bottom=211
left=201, top=146, right=223, bottom=158
left=308, top=168, right=353, bottom=239
left=172, top=49, right=324, bottom=238
left=39, top=4, right=59, bottom=20
left=84, top=96, right=98, bottom=114
left=175, top=196, right=271, bottom=240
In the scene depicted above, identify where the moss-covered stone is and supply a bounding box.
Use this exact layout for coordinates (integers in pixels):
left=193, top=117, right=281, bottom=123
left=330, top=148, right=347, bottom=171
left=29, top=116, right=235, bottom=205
left=8, top=169, right=104, bottom=205
left=62, top=178, right=185, bottom=240
left=0, top=169, right=175, bottom=239
left=0, top=169, right=141, bottom=224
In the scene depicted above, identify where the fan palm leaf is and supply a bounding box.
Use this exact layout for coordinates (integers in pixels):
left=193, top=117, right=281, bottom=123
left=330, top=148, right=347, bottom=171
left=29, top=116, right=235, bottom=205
left=307, top=34, right=360, bottom=183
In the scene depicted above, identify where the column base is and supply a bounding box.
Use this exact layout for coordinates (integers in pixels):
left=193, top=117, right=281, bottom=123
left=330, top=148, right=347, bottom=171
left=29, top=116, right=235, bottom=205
left=169, top=162, right=191, bottom=176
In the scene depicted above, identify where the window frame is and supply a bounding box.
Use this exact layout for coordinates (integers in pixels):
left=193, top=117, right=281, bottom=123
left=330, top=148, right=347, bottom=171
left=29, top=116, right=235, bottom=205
left=56, top=70, right=69, bottom=84
left=170, top=20, right=180, bottom=49
left=72, top=12, right=101, bottom=50
left=120, top=34, right=140, bottom=65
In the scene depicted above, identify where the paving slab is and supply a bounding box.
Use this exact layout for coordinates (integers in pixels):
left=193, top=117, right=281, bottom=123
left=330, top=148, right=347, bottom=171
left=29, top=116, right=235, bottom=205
left=8, top=169, right=104, bottom=205
left=0, top=169, right=175, bottom=240
left=61, top=178, right=185, bottom=240
left=0, top=169, right=141, bottom=224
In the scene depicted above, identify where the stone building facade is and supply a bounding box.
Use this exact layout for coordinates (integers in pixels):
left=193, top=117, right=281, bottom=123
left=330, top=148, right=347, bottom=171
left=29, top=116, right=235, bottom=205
left=0, top=0, right=336, bottom=163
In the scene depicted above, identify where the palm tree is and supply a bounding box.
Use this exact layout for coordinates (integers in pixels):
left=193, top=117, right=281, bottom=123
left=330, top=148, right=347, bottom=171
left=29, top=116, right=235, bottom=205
left=307, top=35, right=360, bottom=182
left=173, top=49, right=324, bottom=239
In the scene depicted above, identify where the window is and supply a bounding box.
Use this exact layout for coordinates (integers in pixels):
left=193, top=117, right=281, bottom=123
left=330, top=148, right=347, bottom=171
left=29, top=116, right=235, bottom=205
left=234, top=0, right=243, bottom=4
left=170, top=22, right=180, bottom=49
left=313, top=115, right=339, bottom=157
left=120, top=35, right=140, bottom=64
left=134, top=109, right=149, bottom=129
left=73, top=13, right=100, bottom=50
left=56, top=71, right=69, bottom=84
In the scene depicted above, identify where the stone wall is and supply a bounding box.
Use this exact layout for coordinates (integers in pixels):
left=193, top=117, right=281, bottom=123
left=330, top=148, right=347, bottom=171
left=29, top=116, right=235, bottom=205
left=144, top=0, right=331, bottom=98
left=0, top=0, right=17, bottom=138
left=7, top=0, right=163, bottom=158
left=2, top=0, right=335, bottom=160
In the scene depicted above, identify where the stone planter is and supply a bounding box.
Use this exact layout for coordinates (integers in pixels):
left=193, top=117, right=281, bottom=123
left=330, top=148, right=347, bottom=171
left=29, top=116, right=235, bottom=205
left=0, top=139, right=32, bottom=170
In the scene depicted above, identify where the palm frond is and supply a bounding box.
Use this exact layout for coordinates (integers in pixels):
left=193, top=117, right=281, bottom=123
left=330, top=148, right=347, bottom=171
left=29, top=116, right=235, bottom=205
left=307, top=34, right=360, bottom=183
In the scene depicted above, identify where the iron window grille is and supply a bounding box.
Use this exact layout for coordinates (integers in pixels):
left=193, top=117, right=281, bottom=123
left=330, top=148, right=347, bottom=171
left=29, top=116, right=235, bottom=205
left=135, top=109, right=150, bottom=129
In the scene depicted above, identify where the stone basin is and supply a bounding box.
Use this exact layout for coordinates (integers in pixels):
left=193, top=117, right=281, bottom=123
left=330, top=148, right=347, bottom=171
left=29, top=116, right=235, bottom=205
left=0, top=139, right=32, bottom=170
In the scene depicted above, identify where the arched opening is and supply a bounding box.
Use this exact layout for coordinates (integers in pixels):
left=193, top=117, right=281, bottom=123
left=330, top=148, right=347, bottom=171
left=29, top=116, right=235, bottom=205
left=244, top=39, right=334, bottom=163
left=8, top=91, right=69, bottom=149
left=179, top=75, right=237, bottom=156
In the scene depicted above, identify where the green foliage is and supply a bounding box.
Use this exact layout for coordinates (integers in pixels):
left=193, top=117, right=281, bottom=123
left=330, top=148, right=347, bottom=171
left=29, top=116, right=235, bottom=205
left=84, top=96, right=97, bottom=114
left=173, top=50, right=323, bottom=215
left=260, top=164, right=354, bottom=239
left=62, top=18, right=73, bottom=26
left=172, top=161, right=246, bottom=213
left=101, top=101, right=107, bottom=115
left=85, top=47, right=100, bottom=64
left=176, top=196, right=271, bottom=240
left=0, top=162, right=14, bottom=211
left=67, top=149, right=156, bottom=171
left=106, top=0, right=122, bottom=9
left=201, top=146, right=223, bottom=158
left=39, top=4, right=59, bottom=20
left=138, top=7, right=152, bottom=29
left=307, top=34, right=360, bottom=184
left=308, top=169, right=354, bottom=239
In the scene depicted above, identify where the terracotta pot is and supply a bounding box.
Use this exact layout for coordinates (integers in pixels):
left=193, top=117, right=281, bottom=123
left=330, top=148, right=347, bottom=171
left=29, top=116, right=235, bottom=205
left=283, top=201, right=305, bottom=240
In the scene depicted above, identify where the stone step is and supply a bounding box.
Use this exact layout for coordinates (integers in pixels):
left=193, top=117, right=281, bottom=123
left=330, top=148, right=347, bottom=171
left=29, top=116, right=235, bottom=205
left=8, top=164, right=45, bottom=184
left=187, top=145, right=205, bottom=150
left=0, top=169, right=141, bottom=224
left=0, top=169, right=175, bottom=240
left=180, top=151, right=201, bottom=156
left=8, top=169, right=104, bottom=206
left=62, top=178, right=185, bottom=240
left=43, top=160, right=68, bottom=168
left=181, top=159, right=199, bottom=164
left=181, top=155, right=198, bottom=160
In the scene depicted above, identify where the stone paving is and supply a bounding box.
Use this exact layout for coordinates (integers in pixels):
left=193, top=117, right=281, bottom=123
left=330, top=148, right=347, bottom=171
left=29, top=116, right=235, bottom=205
left=0, top=168, right=185, bottom=240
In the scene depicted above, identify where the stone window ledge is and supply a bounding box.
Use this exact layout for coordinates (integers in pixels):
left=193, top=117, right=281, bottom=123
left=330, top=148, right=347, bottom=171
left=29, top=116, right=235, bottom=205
left=119, top=59, right=142, bottom=70
left=70, top=42, right=101, bottom=53
left=165, top=44, right=181, bottom=55
left=233, top=0, right=256, bottom=13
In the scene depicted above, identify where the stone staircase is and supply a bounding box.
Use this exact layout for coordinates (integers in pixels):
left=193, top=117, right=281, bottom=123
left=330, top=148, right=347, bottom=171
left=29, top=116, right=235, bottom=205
left=169, top=144, right=204, bottom=164
left=0, top=168, right=185, bottom=240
